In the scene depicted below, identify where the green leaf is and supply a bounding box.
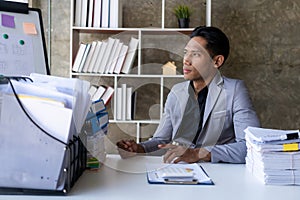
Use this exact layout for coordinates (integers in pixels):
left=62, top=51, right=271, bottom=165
left=173, top=4, right=192, bottom=19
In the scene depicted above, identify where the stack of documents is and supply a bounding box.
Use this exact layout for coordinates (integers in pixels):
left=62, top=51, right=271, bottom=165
left=0, top=73, right=91, bottom=191
left=0, top=73, right=91, bottom=143
left=245, top=126, right=300, bottom=185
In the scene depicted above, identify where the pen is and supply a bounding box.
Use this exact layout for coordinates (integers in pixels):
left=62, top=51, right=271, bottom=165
left=266, top=132, right=300, bottom=141
left=261, top=132, right=300, bottom=142
left=284, top=132, right=300, bottom=140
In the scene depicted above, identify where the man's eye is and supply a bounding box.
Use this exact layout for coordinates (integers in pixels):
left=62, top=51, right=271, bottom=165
left=192, top=52, right=201, bottom=57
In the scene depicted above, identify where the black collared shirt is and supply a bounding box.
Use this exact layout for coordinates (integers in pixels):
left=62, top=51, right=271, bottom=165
left=190, top=81, right=208, bottom=144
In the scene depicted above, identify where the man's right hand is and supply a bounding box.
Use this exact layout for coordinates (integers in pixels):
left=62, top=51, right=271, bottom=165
left=116, top=139, right=145, bottom=159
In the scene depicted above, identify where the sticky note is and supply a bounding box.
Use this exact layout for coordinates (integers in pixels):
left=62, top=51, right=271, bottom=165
left=283, top=143, right=299, bottom=151
left=23, top=22, right=37, bottom=35
left=1, top=14, right=15, bottom=28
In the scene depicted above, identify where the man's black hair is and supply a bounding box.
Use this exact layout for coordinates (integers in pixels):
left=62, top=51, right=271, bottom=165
left=190, top=26, right=230, bottom=63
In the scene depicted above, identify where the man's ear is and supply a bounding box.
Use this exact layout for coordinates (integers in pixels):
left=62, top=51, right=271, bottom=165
left=213, top=55, right=224, bottom=68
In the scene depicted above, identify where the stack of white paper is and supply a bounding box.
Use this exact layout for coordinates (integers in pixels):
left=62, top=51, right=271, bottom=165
left=245, top=126, right=300, bottom=185
left=0, top=73, right=91, bottom=190
left=1, top=73, right=91, bottom=144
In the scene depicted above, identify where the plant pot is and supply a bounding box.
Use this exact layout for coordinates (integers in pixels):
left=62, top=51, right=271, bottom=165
left=178, top=18, right=190, bottom=28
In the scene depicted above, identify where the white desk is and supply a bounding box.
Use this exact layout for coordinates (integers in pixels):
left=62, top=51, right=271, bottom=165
left=0, top=154, right=299, bottom=200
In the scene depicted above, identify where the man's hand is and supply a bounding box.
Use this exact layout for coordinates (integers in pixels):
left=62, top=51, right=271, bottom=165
left=116, top=139, right=145, bottom=159
left=158, top=143, right=211, bottom=163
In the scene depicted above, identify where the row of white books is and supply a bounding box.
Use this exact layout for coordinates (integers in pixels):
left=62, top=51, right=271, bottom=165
left=74, top=0, right=122, bottom=28
left=88, top=85, right=114, bottom=105
left=245, top=126, right=300, bottom=185
left=72, top=37, right=139, bottom=74
left=116, top=84, right=136, bottom=121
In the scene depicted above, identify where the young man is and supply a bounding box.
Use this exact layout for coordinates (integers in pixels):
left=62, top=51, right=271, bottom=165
left=117, top=26, right=260, bottom=163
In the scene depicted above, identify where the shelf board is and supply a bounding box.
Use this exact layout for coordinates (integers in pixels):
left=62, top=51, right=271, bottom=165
left=71, top=72, right=184, bottom=78
left=109, top=120, right=160, bottom=124
left=72, top=27, right=194, bottom=34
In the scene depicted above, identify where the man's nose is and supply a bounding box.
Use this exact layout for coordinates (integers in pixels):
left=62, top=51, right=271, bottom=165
left=183, top=56, right=192, bottom=66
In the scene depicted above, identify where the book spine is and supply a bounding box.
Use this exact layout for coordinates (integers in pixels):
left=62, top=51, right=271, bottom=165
left=93, top=0, right=102, bottom=27
left=74, top=0, right=82, bottom=26
left=121, top=84, right=127, bottom=120
left=116, top=87, right=122, bottom=120
left=108, top=41, right=122, bottom=73
left=82, top=41, right=97, bottom=72
left=126, top=87, right=132, bottom=120
left=78, top=43, right=91, bottom=72
left=121, top=37, right=139, bottom=74
left=87, top=0, right=94, bottom=27
left=101, top=0, right=110, bottom=28
left=81, top=0, right=88, bottom=27
left=109, top=0, right=123, bottom=28
left=72, top=43, right=86, bottom=72
left=93, top=41, right=107, bottom=73
left=113, top=44, right=128, bottom=74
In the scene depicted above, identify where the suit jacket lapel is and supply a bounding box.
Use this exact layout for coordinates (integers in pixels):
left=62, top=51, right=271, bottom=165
left=202, top=71, right=223, bottom=127
left=173, top=82, right=200, bottom=146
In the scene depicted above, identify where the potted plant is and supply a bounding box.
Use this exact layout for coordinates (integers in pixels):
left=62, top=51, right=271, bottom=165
left=173, top=4, right=192, bottom=28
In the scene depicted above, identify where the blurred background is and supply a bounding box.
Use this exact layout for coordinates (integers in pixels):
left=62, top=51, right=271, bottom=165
left=30, top=0, right=300, bottom=131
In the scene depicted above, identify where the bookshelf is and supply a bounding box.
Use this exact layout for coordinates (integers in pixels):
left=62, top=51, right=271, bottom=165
left=70, top=0, right=207, bottom=152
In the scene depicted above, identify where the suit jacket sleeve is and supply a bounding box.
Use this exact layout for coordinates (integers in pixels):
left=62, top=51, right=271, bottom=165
left=139, top=90, right=176, bottom=153
left=207, top=80, right=260, bottom=163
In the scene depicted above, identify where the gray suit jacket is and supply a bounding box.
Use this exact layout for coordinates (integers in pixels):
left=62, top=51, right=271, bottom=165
left=140, top=71, right=260, bottom=163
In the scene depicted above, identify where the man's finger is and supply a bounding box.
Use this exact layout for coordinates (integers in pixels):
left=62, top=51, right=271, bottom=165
left=163, top=150, right=177, bottom=163
left=173, top=156, right=183, bottom=164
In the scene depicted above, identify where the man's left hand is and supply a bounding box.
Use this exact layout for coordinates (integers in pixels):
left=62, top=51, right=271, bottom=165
left=158, top=143, right=211, bottom=163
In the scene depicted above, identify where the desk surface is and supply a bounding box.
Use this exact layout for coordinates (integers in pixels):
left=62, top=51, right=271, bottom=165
left=0, top=154, right=299, bottom=200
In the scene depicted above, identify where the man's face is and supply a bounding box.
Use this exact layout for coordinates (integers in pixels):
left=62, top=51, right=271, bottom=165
left=183, top=37, right=216, bottom=83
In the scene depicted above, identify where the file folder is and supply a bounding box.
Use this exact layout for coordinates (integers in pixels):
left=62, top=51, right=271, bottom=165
left=0, top=76, right=88, bottom=195
left=0, top=5, right=89, bottom=195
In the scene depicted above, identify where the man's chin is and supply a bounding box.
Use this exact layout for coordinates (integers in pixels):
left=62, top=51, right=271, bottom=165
left=183, top=75, right=191, bottom=80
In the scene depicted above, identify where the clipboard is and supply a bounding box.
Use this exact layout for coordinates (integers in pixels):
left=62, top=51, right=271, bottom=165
left=146, top=163, right=214, bottom=185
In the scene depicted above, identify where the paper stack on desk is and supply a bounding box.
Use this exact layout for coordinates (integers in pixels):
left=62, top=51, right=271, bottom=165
left=245, top=126, right=300, bottom=185
left=0, top=73, right=91, bottom=191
